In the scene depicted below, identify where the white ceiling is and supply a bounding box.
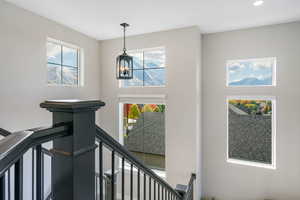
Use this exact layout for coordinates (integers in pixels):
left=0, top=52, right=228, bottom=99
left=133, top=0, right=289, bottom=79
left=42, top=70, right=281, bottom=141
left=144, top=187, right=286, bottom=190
left=5, top=0, right=300, bottom=40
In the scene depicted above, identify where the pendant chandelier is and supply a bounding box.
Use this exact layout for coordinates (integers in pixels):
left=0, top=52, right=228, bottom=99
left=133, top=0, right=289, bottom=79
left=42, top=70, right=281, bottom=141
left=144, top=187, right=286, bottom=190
left=116, top=23, right=133, bottom=79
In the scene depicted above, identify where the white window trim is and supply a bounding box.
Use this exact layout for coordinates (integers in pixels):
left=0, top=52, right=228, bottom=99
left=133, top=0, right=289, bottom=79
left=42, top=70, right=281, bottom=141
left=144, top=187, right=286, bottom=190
left=118, top=46, right=167, bottom=88
left=226, top=57, right=277, bottom=87
left=118, top=94, right=167, bottom=104
left=118, top=95, right=167, bottom=177
left=226, top=96, right=276, bottom=170
left=47, top=37, right=84, bottom=87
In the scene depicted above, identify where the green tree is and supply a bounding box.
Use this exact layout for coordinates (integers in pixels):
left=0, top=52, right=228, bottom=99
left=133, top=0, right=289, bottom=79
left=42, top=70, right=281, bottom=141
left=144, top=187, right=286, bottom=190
left=157, top=105, right=165, bottom=112
left=128, top=104, right=141, bottom=119
left=141, top=104, right=153, bottom=113
left=245, top=104, right=258, bottom=113
left=153, top=106, right=160, bottom=112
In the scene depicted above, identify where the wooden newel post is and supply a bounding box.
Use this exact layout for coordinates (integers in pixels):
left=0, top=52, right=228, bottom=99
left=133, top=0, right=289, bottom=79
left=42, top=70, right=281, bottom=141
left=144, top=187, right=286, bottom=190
left=40, top=100, right=105, bottom=200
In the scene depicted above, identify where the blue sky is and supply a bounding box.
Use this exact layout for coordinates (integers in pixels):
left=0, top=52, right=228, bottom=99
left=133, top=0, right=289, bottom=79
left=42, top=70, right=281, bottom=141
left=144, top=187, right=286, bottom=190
left=227, top=58, right=275, bottom=85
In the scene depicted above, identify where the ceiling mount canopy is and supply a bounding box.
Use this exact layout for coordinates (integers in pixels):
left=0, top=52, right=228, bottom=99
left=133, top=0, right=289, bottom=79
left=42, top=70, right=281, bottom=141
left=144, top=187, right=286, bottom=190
left=116, top=23, right=133, bottom=80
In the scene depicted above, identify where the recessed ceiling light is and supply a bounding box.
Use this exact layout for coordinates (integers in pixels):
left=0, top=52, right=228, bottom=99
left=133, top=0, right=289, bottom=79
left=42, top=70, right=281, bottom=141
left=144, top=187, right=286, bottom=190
left=253, top=0, right=264, bottom=6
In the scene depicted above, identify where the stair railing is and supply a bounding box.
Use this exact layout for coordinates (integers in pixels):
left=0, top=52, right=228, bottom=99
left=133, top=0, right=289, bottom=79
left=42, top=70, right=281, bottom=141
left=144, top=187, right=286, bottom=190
left=95, top=126, right=184, bottom=200
left=0, top=100, right=196, bottom=200
left=183, top=174, right=196, bottom=200
left=0, top=123, right=70, bottom=200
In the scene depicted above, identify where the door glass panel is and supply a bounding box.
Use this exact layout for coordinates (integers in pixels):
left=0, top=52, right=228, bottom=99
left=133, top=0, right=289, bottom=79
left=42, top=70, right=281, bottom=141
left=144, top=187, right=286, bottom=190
left=123, top=104, right=166, bottom=170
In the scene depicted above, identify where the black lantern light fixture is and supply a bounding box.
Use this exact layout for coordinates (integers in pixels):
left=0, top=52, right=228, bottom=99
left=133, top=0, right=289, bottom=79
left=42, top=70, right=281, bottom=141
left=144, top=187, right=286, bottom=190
left=116, top=23, right=133, bottom=79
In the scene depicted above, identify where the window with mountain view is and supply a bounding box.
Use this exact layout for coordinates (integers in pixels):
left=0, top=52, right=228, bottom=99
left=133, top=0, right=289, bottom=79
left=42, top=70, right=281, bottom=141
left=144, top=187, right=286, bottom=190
left=227, top=57, right=276, bottom=87
left=120, top=48, right=166, bottom=87
left=47, top=39, right=81, bottom=86
left=122, top=103, right=165, bottom=170
left=227, top=98, right=276, bottom=169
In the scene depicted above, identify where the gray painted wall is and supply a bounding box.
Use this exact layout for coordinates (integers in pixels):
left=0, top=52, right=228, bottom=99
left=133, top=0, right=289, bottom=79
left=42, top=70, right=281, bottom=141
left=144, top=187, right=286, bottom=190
left=99, top=27, right=202, bottom=199
left=3, top=1, right=300, bottom=199
left=202, top=22, right=300, bottom=200
left=0, top=2, right=101, bottom=199
left=0, top=1, right=101, bottom=132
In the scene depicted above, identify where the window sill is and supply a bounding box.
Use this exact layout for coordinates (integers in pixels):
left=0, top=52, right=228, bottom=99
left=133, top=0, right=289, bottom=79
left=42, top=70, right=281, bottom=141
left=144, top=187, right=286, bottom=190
left=227, top=158, right=276, bottom=170
left=226, top=84, right=276, bottom=88
left=47, top=83, right=82, bottom=88
left=119, top=85, right=166, bottom=89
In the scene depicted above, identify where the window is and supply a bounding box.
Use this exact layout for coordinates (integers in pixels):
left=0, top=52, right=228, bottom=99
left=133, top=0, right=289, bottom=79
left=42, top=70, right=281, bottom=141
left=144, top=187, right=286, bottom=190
left=47, top=38, right=81, bottom=86
left=227, top=57, right=276, bottom=87
left=121, top=103, right=166, bottom=171
left=120, top=47, right=166, bottom=87
left=227, top=97, right=276, bottom=169
left=226, top=57, right=277, bottom=169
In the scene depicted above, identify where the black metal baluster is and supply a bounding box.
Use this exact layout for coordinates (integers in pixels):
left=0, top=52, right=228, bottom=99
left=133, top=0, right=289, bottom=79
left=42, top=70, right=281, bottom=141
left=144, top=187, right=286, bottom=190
left=36, top=145, right=43, bottom=200
left=130, top=164, right=133, bottom=200
left=111, top=150, right=115, bottom=200
left=15, top=158, right=23, bottom=200
left=122, top=157, right=125, bottom=200
left=8, top=169, right=11, bottom=200
left=149, top=177, right=151, bottom=200
left=50, top=149, right=53, bottom=200
left=158, top=184, right=160, bottom=200
left=154, top=181, right=156, bottom=200
left=95, top=176, right=98, bottom=200
left=167, top=190, right=169, bottom=200
left=165, top=189, right=167, bottom=200
left=143, top=174, right=146, bottom=200
left=0, top=174, right=5, bottom=200
left=137, top=169, right=140, bottom=200
left=99, top=142, right=103, bottom=200
left=191, top=180, right=194, bottom=200
left=162, top=187, right=164, bottom=200
left=32, top=148, right=35, bottom=200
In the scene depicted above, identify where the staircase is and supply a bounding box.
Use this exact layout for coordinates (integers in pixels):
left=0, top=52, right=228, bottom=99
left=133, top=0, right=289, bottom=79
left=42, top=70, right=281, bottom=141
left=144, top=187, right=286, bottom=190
left=0, top=100, right=195, bottom=200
